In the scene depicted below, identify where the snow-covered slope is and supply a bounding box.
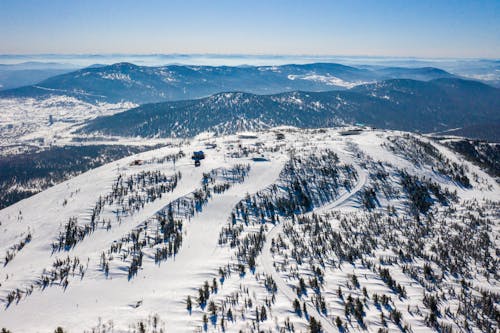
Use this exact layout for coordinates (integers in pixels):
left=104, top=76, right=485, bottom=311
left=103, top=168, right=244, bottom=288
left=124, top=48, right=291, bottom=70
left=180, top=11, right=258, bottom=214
left=0, top=62, right=457, bottom=104
left=0, top=96, right=136, bottom=153
left=0, top=128, right=498, bottom=333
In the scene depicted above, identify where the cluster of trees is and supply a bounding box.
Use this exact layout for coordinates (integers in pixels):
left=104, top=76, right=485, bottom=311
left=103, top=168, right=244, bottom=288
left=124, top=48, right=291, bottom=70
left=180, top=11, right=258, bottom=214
left=263, top=274, right=277, bottom=293
left=195, top=279, right=218, bottom=307
left=80, top=313, right=165, bottom=333
left=344, top=294, right=366, bottom=326
left=273, top=187, right=498, bottom=332
left=104, top=170, right=182, bottom=218
left=187, top=271, right=278, bottom=332
left=352, top=149, right=401, bottom=206
left=455, top=288, right=500, bottom=332
left=201, top=164, right=250, bottom=196
left=218, top=151, right=358, bottom=258
left=378, top=267, right=407, bottom=298
left=0, top=144, right=156, bottom=209
left=3, top=230, right=31, bottom=266
left=445, top=138, right=500, bottom=179
left=52, top=170, right=182, bottom=252
left=203, top=164, right=250, bottom=186
left=141, top=150, right=185, bottom=165
left=384, top=134, right=471, bottom=188
left=153, top=210, right=183, bottom=264
left=52, top=217, right=94, bottom=251
left=361, top=187, right=378, bottom=210
left=400, top=170, right=456, bottom=215
left=99, top=165, right=251, bottom=279
left=4, top=255, right=86, bottom=306
left=236, top=225, right=266, bottom=273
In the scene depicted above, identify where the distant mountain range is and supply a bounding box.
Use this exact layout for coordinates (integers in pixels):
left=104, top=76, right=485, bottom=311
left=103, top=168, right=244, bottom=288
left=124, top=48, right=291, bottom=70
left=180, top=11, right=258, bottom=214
left=79, top=78, right=500, bottom=137
left=0, top=62, right=457, bottom=103
left=1, top=62, right=498, bottom=141
left=0, top=62, right=80, bottom=91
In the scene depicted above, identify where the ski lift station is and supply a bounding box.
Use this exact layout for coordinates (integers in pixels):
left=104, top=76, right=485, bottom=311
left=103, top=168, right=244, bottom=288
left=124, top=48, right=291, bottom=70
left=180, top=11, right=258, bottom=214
left=192, top=151, right=205, bottom=167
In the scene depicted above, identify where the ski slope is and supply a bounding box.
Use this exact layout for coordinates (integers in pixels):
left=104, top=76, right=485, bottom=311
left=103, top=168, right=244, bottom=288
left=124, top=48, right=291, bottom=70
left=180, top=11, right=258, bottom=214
left=260, top=153, right=368, bottom=333
left=0, top=127, right=498, bottom=333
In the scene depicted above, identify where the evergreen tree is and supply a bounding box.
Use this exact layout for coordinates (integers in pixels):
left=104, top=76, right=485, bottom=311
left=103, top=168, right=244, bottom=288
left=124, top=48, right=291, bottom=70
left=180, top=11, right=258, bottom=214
left=293, top=298, right=302, bottom=316
left=309, top=317, right=322, bottom=333
left=260, top=305, right=267, bottom=321
left=208, top=301, right=217, bottom=316
left=335, top=316, right=343, bottom=328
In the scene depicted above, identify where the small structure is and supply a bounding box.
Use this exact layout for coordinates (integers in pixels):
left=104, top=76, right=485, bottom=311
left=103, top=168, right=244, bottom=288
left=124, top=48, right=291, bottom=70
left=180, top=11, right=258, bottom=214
left=130, top=159, right=143, bottom=166
left=192, top=151, right=205, bottom=167
left=238, top=134, right=258, bottom=139
left=252, top=157, right=269, bottom=162
left=339, top=128, right=363, bottom=136
left=276, top=132, right=285, bottom=140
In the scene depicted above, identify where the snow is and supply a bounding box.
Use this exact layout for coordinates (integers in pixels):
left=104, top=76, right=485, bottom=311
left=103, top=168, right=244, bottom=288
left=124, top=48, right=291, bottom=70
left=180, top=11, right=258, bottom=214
left=0, top=96, right=137, bottom=153
left=260, top=160, right=368, bottom=333
left=0, top=128, right=498, bottom=332
left=287, top=74, right=370, bottom=88
left=100, top=73, right=133, bottom=83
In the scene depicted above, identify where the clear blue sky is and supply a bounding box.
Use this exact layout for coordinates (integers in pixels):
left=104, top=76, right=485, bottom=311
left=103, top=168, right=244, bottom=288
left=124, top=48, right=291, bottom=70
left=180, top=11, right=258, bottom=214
left=0, top=0, right=498, bottom=58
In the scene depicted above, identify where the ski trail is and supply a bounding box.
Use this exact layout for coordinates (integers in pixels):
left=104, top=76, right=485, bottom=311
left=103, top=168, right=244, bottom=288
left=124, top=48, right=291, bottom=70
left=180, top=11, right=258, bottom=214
left=260, top=159, right=367, bottom=333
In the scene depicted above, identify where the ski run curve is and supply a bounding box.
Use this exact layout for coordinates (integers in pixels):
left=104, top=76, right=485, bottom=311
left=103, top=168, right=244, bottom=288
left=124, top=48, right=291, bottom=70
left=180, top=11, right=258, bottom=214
left=259, top=153, right=368, bottom=333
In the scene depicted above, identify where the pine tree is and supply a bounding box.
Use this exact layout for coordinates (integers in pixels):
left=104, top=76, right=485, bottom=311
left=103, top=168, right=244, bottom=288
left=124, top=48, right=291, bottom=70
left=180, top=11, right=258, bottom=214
left=198, top=287, right=205, bottom=306
left=203, top=280, right=210, bottom=300
left=220, top=317, right=225, bottom=330
left=380, top=312, right=386, bottom=326
left=208, top=301, right=217, bottom=316
left=212, top=278, right=218, bottom=293
left=335, top=316, right=343, bottom=328
left=309, top=317, right=322, bottom=333
left=260, top=306, right=267, bottom=321
left=293, top=298, right=302, bottom=316
left=138, top=322, right=146, bottom=333
left=248, top=255, right=256, bottom=270
left=202, top=314, right=208, bottom=326
left=391, top=309, right=402, bottom=326
left=351, top=274, right=359, bottom=288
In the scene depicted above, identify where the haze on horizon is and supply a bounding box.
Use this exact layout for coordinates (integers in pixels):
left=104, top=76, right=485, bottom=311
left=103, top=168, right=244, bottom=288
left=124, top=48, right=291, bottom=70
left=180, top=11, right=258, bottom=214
left=1, top=0, right=499, bottom=59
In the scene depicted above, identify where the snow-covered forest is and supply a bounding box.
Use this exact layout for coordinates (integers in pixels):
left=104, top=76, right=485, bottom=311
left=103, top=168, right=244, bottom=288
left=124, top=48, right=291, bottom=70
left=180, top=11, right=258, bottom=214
left=0, top=127, right=498, bottom=333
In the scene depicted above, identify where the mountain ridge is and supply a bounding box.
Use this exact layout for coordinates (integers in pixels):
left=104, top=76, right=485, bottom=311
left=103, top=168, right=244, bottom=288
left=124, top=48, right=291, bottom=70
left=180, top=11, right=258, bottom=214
left=0, top=62, right=458, bottom=103
left=78, top=77, right=500, bottom=137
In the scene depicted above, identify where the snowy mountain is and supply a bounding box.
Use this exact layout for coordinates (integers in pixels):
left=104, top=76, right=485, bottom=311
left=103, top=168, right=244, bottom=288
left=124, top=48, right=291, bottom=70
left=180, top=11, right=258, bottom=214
left=0, top=62, right=457, bottom=104
left=80, top=78, right=500, bottom=137
left=0, top=127, right=498, bottom=333
left=1, top=63, right=494, bottom=155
